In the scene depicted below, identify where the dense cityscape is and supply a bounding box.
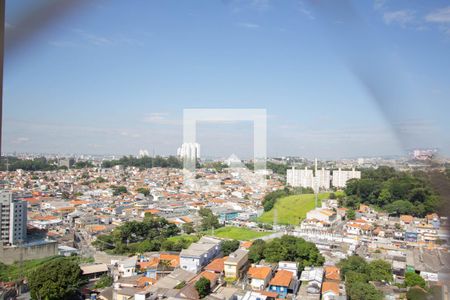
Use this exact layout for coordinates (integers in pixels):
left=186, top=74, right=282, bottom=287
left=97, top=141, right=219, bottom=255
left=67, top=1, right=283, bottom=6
left=0, top=146, right=449, bottom=300
left=2, top=1, right=450, bottom=299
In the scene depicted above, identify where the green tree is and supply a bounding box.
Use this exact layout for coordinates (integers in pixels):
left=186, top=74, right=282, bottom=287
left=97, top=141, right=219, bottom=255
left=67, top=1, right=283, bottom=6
left=347, top=281, right=383, bottom=300
left=161, top=240, right=175, bottom=251
left=406, top=286, right=430, bottom=300
left=136, top=187, right=150, bottom=196
left=368, top=260, right=392, bottom=282
left=221, top=240, right=240, bottom=256
left=248, top=239, right=266, bottom=263
left=405, top=272, right=426, bottom=289
left=338, top=256, right=368, bottom=278
left=111, top=185, right=128, bottom=196
left=247, top=236, right=323, bottom=267
left=96, top=176, right=107, bottom=183
left=385, top=200, right=414, bottom=215
left=195, top=276, right=211, bottom=298
left=182, top=223, right=195, bottom=234
left=199, top=208, right=221, bottom=231
left=94, top=275, right=113, bottom=289
left=347, top=208, right=356, bottom=220
left=28, top=257, right=85, bottom=300
left=263, top=239, right=288, bottom=262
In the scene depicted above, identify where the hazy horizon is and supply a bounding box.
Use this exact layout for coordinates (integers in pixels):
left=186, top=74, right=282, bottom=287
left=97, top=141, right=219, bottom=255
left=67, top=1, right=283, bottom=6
left=4, top=1, right=450, bottom=158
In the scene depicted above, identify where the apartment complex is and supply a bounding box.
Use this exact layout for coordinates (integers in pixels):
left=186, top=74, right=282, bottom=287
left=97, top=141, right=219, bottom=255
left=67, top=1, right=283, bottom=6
left=0, top=191, right=27, bottom=245
left=286, top=167, right=313, bottom=188
left=331, top=168, right=361, bottom=188
left=287, top=164, right=360, bottom=190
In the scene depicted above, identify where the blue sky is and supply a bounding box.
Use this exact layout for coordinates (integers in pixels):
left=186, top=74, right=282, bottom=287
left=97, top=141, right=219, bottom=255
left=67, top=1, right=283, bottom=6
left=3, top=0, right=450, bottom=159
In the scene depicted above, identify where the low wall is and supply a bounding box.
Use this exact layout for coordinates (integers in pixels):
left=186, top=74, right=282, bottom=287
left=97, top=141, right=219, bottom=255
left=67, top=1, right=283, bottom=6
left=0, top=241, right=58, bottom=264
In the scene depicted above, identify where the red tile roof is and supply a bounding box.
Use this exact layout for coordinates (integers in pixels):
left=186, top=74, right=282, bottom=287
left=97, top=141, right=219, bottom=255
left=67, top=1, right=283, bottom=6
left=204, top=257, right=227, bottom=273
left=324, top=266, right=340, bottom=281
left=248, top=266, right=272, bottom=280
left=322, top=281, right=339, bottom=295
left=269, top=270, right=292, bottom=287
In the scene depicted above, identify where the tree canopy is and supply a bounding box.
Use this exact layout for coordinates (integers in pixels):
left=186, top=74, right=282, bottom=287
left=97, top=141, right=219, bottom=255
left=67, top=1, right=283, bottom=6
left=338, top=256, right=392, bottom=300
left=199, top=208, right=221, bottom=231
left=101, top=155, right=182, bottom=169
left=405, top=271, right=427, bottom=289
left=248, top=235, right=324, bottom=268
left=195, top=276, right=211, bottom=298
left=221, top=240, right=240, bottom=256
left=92, top=214, right=180, bottom=254
left=28, top=257, right=85, bottom=300
left=344, top=167, right=440, bottom=217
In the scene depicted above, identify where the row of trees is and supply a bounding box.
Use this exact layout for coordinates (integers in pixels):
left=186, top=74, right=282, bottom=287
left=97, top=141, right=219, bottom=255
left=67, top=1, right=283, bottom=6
left=248, top=235, right=324, bottom=268
left=0, top=157, right=61, bottom=171
left=344, top=167, right=440, bottom=217
left=0, top=157, right=96, bottom=171
left=101, top=155, right=182, bottom=169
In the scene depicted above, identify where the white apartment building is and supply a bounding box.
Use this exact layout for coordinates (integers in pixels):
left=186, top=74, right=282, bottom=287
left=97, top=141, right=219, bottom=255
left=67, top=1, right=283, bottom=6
left=287, top=166, right=330, bottom=191
left=332, top=168, right=361, bottom=188
left=286, top=167, right=313, bottom=188
left=315, top=168, right=331, bottom=190
left=0, top=191, right=27, bottom=245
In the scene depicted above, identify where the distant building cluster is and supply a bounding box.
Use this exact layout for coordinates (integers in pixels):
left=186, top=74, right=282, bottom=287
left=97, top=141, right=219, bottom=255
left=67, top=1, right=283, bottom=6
left=412, top=149, right=436, bottom=161
left=286, top=160, right=360, bottom=190
left=177, top=143, right=201, bottom=162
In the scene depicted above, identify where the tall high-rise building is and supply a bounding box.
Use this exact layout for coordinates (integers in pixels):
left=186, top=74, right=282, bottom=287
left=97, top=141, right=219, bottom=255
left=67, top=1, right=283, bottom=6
left=332, top=168, right=361, bottom=188
left=177, top=143, right=201, bottom=162
left=0, top=191, right=27, bottom=245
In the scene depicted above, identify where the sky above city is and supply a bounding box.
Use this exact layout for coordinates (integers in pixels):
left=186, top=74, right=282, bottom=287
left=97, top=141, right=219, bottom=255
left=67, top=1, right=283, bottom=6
left=3, top=0, right=450, bottom=159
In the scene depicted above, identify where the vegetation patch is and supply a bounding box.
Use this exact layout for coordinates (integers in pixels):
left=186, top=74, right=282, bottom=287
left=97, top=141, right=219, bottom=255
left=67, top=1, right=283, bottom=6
left=208, top=226, right=271, bottom=240
left=258, top=193, right=331, bottom=225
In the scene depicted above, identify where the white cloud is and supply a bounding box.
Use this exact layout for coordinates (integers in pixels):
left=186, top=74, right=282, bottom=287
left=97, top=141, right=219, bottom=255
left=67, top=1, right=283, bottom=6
left=12, top=137, right=30, bottom=144
left=142, top=113, right=180, bottom=125
left=298, top=1, right=315, bottom=20
left=374, top=0, right=387, bottom=10
left=48, top=41, right=79, bottom=48
left=425, top=6, right=450, bottom=23
left=251, top=0, right=271, bottom=11
left=73, top=29, right=113, bottom=46
left=50, top=29, right=144, bottom=48
left=383, top=10, right=415, bottom=27
left=236, top=22, right=260, bottom=29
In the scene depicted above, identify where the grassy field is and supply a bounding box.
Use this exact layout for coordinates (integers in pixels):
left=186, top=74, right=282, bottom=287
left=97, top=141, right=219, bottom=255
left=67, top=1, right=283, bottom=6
left=258, top=193, right=331, bottom=225
left=207, top=226, right=272, bottom=240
